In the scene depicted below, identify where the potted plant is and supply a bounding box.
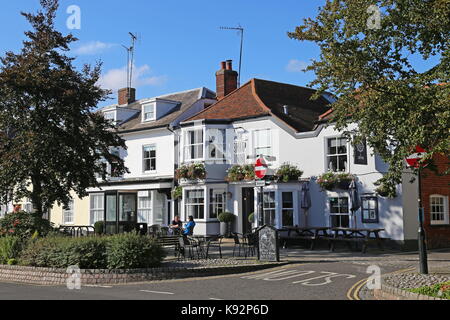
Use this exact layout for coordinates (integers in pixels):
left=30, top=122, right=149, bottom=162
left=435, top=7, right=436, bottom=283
left=171, top=186, right=183, bottom=200
left=218, top=212, right=235, bottom=238
left=275, top=163, right=303, bottom=182
left=317, top=172, right=338, bottom=191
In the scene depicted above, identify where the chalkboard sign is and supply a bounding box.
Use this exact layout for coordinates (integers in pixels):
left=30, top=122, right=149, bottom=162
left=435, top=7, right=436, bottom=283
left=257, top=225, right=280, bottom=262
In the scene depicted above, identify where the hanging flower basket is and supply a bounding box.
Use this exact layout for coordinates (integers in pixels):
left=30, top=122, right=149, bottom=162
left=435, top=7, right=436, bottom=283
left=317, top=172, right=338, bottom=191
left=176, top=163, right=206, bottom=181
left=226, top=165, right=255, bottom=182
left=336, top=173, right=354, bottom=190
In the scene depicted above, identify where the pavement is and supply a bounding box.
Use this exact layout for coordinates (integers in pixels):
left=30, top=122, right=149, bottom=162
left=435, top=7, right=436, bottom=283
left=0, top=240, right=449, bottom=301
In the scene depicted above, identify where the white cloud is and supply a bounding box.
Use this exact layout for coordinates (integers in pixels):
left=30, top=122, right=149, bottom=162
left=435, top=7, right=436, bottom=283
left=73, top=41, right=117, bottom=55
left=97, top=64, right=167, bottom=91
left=286, top=59, right=309, bottom=73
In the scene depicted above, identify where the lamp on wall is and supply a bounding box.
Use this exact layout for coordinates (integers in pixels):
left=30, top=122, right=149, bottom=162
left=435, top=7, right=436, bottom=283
left=226, top=191, right=233, bottom=198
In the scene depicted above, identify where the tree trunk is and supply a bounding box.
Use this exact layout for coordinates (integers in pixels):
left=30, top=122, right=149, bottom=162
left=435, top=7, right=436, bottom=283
left=31, top=175, right=44, bottom=218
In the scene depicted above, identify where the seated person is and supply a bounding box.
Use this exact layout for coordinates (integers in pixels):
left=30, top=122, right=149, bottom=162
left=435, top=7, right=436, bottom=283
left=169, top=215, right=183, bottom=235
left=182, top=216, right=196, bottom=236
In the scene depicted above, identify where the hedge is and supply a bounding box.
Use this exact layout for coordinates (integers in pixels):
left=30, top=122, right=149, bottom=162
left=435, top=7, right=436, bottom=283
left=19, top=233, right=166, bottom=270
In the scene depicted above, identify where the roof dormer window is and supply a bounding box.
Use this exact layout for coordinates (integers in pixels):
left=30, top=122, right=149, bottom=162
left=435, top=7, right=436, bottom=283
left=104, top=111, right=116, bottom=122
left=142, top=103, right=156, bottom=122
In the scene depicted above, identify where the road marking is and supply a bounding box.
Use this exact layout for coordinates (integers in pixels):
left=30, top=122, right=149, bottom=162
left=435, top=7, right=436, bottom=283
left=209, top=298, right=223, bottom=300
left=83, top=285, right=113, bottom=288
left=140, top=290, right=175, bottom=295
left=242, top=269, right=355, bottom=286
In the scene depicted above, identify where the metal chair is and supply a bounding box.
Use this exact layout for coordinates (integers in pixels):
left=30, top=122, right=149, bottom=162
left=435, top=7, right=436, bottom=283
left=244, top=232, right=258, bottom=257
left=232, top=232, right=246, bottom=257
left=205, top=235, right=224, bottom=259
left=178, top=236, right=202, bottom=260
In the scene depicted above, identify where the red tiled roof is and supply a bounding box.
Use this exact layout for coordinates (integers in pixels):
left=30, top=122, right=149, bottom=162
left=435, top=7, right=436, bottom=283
left=187, top=78, right=332, bottom=132
left=188, top=80, right=269, bottom=121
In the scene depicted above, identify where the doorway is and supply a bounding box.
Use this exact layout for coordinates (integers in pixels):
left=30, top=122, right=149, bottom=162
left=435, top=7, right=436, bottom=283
left=242, top=187, right=255, bottom=234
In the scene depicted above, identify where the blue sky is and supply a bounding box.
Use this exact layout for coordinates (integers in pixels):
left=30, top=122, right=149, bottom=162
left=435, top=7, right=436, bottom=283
left=0, top=1, right=440, bottom=107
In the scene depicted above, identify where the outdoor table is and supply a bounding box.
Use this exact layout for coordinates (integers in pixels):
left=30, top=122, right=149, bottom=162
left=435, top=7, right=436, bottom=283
left=281, top=227, right=331, bottom=250
left=329, top=228, right=386, bottom=253
left=189, top=235, right=220, bottom=259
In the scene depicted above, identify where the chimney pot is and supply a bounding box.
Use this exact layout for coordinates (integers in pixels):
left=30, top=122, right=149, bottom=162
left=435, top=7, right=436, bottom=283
left=215, top=60, right=238, bottom=100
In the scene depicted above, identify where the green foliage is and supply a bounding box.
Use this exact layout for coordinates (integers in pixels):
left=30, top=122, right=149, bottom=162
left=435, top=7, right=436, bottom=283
left=409, top=281, right=450, bottom=300
left=0, top=0, right=128, bottom=216
left=218, top=212, right=235, bottom=223
left=176, top=163, right=206, bottom=180
left=0, top=211, right=53, bottom=239
left=94, top=221, right=105, bottom=235
left=275, top=163, right=303, bottom=182
left=0, top=236, right=25, bottom=264
left=20, top=233, right=165, bottom=269
left=289, top=0, right=450, bottom=190
left=105, top=233, right=165, bottom=269
left=171, top=186, right=183, bottom=200
left=226, top=165, right=255, bottom=182
left=374, top=179, right=397, bottom=198
left=248, top=213, right=255, bottom=224
left=20, top=236, right=108, bottom=269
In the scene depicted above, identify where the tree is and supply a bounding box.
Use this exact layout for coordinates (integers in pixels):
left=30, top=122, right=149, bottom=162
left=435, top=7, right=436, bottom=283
left=0, top=0, right=127, bottom=216
left=289, top=0, right=449, bottom=195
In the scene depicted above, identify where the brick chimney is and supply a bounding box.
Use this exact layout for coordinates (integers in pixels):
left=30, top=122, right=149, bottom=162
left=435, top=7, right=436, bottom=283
left=118, top=88, right=136, bottom=105
left=216, top=60, right=238, bottom=100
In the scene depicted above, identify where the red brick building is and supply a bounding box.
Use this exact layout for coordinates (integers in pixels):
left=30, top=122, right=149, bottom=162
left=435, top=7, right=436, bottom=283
left=421, top=153, right=450, bottom=248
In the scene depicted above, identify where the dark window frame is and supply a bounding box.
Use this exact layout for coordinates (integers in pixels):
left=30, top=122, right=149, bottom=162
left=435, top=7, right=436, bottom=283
left=361, top=196, right=379, bottom=224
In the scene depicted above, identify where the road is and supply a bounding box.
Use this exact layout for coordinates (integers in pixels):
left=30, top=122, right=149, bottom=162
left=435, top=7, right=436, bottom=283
left=0, top=262, right=406, bottom=300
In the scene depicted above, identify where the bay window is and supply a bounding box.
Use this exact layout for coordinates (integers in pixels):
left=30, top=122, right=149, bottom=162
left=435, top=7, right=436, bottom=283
left=138, top=193, right=152, bottom=224
left=209, top=189, right=226, bottom=219
left=185, top=189, right=205, bottom=220
left=207, top=129, right=226, bottom=160
left=184, top=129, right=204, bottom=161
left=254, top=129, right=272, bottom=157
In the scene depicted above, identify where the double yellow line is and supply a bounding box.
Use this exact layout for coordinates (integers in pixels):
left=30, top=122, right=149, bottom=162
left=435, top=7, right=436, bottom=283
left=347, top=267, right=415, bottom=300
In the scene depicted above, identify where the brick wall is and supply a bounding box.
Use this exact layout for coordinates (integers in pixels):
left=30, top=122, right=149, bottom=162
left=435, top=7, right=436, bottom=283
left=421, top=153, right=450, bottom=249
left=0, top=263, right=285, bottom=286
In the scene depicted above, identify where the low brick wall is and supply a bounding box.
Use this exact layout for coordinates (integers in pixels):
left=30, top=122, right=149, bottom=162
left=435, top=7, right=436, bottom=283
left=373, top=278, right=445, bottom=301
left=0, top=262, right=287, bottom=286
